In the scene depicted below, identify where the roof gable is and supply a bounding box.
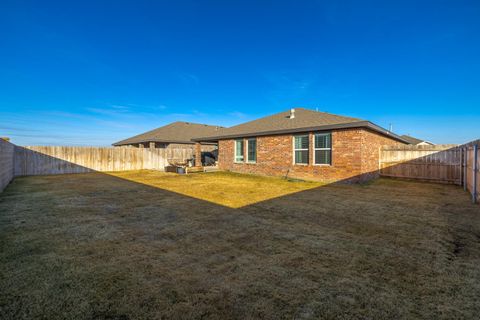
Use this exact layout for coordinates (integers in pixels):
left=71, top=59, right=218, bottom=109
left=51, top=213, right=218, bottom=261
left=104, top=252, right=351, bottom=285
left=217, top=108, right=362, bottom=137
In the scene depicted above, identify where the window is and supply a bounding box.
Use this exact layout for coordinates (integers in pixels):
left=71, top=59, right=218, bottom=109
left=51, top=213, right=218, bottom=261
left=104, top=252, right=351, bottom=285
left=235, top=139, right=244, bottom=162
left=314, top=133, right=332, bottom=165
left=294, top=135, right=309, bottom=164
left=247, top=138, right=257, bottom=163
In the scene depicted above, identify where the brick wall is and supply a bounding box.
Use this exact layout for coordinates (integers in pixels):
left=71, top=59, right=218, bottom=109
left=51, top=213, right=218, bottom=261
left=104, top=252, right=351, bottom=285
left=360, top=129, right=403, bottom=181
left=218, top=128, right=402, bottom=182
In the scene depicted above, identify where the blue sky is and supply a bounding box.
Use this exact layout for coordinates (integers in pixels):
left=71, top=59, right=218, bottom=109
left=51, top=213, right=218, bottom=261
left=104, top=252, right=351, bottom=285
left=1, top=0, right=479, bottom=146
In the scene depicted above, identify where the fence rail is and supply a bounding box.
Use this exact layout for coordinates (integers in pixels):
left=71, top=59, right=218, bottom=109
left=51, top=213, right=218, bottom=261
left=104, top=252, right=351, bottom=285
left=14, top=146, right=193, bottom=176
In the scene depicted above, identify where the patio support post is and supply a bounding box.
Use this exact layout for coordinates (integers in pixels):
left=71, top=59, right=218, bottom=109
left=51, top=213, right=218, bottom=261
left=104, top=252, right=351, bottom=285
left=195, top=142, right=202, bottom=167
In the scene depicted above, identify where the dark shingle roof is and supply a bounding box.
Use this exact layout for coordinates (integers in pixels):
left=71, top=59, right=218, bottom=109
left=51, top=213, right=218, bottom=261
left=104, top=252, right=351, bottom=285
left=112, top=122, right=223, bottom=146
left=400, top=135, right=434, bottom=145
left=194, top=108, right=408, bottom=143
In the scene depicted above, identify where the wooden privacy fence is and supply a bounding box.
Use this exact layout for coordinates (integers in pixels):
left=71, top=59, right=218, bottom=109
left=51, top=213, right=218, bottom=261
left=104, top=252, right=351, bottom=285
left=14, top=146, right=194, bottom=176
left=0, top=139, right=15, bottom=192
left=380, top=145, right=462, bottom=184
left=380, top=142, right=479, bottom=203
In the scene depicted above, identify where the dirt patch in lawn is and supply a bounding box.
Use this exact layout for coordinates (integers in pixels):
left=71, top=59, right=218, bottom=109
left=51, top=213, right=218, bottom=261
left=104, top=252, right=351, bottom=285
left=0, top=171, right=479, bottom=319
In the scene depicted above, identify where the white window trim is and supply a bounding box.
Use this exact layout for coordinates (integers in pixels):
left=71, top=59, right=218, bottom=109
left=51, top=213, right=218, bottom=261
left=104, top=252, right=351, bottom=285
left=234, top=139, right=244, bottom=163
left=246, top=138, right=257, bottom=163
left=293, top=134, right=309, bottom=165
left=313, top=132, right=332, bottom=166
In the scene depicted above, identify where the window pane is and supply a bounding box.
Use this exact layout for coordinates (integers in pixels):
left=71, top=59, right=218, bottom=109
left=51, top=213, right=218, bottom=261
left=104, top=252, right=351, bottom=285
left=247, top=139, right=256, bottom=162
left=295, top=150, right=308, bottom=164
left=235, top=140, right=244, bottom=161
left=315, top=150, right=331, bottom=165
left=235, top=140, right=243, bottom=156
left=294, top=135, right=309, bottom=149
left=315, top=133, right=331, bottom=149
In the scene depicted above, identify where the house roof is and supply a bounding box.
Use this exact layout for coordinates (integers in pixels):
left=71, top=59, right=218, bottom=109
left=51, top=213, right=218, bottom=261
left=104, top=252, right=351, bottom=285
left=112, top=121, right=223, bottom=146
left=194, top=108, right=409, bottom=143
left=400, top=135, right=434, bottom=145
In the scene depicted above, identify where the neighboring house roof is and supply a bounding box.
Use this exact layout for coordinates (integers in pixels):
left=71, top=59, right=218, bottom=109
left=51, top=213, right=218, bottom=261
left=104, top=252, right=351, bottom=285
left=194, top=108, right=409, bottom=143
left=400, top=135, right=435, bottom=145
left=112, top=121, right=223, bottom=146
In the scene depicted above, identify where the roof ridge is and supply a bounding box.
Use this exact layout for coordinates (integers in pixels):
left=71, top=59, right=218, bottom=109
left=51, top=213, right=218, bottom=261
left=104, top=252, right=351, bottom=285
left=218, top=107, right=362, bottom=130
left=296, top=107, right=363, bottom=121
left=176, top=121, right=224, bottom=127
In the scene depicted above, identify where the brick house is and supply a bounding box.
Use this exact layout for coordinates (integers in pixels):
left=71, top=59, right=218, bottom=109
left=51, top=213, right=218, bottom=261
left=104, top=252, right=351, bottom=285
left=112, top=121, right=221, bottom=152
left=194, top=108, right=408, bottom=182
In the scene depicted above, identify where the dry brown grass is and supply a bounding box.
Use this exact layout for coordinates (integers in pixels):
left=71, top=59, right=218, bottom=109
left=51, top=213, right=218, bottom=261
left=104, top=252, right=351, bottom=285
left=1, top=171, right=479, bottom=319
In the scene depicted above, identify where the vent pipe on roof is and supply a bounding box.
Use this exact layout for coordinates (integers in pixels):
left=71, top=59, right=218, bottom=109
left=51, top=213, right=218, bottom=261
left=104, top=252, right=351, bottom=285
left=289, top=108, right=295, bottom=119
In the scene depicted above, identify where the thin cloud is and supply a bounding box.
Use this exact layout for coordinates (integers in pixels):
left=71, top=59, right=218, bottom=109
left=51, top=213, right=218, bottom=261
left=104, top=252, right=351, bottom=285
left=110, top=104, right=131, bottom=110
left=0, top=126, right=41, bottom=132
left=46, top=111, right=140, bottom=129
left=228, top=111, right=249, bottom=119
left=177, top=72, right=199, bottom=85
left=86, top=107, right=130, bottom=116
left=263, top=70, right=317, bottom=104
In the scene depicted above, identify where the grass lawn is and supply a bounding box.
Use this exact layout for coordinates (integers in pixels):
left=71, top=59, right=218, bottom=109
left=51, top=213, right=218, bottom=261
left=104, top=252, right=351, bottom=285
left=1, top=171, right=479, bottom=319
left=112, top=170, right=324, bottom=208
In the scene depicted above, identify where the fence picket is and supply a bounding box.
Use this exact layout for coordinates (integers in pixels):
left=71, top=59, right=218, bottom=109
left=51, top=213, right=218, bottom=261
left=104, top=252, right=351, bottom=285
left=13, top=146, right=194, bottom=176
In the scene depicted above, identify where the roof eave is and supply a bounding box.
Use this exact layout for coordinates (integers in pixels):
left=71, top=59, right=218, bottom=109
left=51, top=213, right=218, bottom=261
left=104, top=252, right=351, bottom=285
left=112, top=139, right=196, bottom=146
left=363, top=122, right=410, bottom=144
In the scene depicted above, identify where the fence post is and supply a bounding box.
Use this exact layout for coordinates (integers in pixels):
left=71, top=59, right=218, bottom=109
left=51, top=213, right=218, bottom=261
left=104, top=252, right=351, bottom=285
left=473, top=144, right=478, bottom=204
left=463, top=148, right=467, bottom=191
